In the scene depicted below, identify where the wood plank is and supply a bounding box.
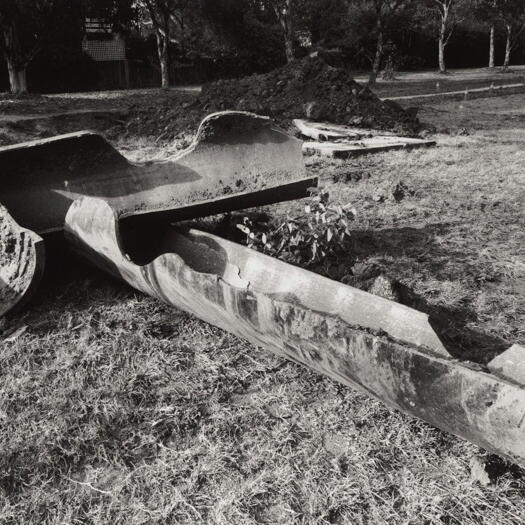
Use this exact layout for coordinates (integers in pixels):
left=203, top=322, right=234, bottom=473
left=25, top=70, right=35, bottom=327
left=303, top=137, right=436, bottom=158
left=294, top=118, right=375, bottom=141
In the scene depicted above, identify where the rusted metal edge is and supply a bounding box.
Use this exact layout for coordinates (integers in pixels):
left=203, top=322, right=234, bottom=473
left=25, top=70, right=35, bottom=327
left=64, top=196, right=525, bottom=467
left=0, top=203, right=45, bottom=317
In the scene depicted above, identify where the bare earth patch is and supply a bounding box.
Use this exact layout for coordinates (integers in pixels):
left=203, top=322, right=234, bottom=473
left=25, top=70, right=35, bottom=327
left=1, top=93, right=525, bottom=524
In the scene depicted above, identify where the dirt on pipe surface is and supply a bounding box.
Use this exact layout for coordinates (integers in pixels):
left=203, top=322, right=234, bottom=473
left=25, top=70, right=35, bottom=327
left=0, top=204, right=44, bottom=316
left=0, top=112, right=307, bottom=234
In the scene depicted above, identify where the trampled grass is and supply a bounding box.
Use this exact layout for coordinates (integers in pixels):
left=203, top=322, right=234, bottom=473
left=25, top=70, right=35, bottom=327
left=1, top=94, right=525, bottom=524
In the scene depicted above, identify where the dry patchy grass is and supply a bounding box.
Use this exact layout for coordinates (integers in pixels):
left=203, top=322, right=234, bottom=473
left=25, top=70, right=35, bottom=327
left=303, top=127, right=525, bottom=361
left=371, top=76, right=525, bottom=99
left=2, top=271, right=524, bottom=525
left=355, top=66, right=525, bottom=98
left=1, top=95, right=525, bottom=524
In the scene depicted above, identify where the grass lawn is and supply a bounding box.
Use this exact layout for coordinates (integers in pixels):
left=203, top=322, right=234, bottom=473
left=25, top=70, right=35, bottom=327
left=354, top=65, right=525, bottom=99
left=1, top=94, right=525, bottom=524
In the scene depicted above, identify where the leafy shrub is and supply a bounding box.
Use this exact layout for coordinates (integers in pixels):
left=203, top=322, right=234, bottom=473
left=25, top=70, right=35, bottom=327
left=236, top=189, right=355, bottom=269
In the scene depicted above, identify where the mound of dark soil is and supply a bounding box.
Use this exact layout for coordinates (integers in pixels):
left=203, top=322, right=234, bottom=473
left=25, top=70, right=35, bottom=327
left=201, top=57, right=418, bottom=132
left=119, top=57, right=419, bottom=146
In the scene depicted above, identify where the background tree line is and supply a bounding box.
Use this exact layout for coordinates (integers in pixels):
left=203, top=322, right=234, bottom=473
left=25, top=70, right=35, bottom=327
left=1, top=0, right=525, bottom=94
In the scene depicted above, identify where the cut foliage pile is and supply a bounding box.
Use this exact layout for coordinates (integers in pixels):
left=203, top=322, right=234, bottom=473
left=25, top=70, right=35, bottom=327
left=120, top=57, right=419, bottom=145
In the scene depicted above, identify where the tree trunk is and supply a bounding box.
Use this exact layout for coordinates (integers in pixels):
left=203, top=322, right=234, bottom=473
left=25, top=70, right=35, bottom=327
left=274, top=0, right=294, bottom=63
left=368, top=22, right=383, bottom=86
left=283, top=0, right=294, bottom=63
left=503, top=24, right=511, bottom=70
left=7, top=61, right=27, bottom=94
left=3, top=23, right=29, bottom=94
left=284, top=30, right=294, bottom=63
left=148, top=4, right=172, bottom=89
left=438, top=5, right=449, bottom=74
left=155, top=11, right=170, bottom=89
left=156, top=32, right=170, bottom=88
left=489, top=25, right=495, bottom=68
left=438, top=37, right=446, bottom=73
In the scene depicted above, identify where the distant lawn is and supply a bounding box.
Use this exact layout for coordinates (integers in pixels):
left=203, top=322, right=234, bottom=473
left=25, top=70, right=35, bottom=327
left=353, top=65, right=525, bottom=99
left=1, top=94, right=525, bottom=524
left=369, top=76, right=524, bottom=98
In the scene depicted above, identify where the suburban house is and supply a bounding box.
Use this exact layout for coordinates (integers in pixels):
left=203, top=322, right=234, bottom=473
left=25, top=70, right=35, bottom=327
left=82, top=18, right=129, bottom=89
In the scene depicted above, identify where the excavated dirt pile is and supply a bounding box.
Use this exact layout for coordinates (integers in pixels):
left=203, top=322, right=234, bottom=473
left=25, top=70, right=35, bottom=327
left=121, top=57, right=419, bottom=145
left=202, top=57, right=418, bottom=132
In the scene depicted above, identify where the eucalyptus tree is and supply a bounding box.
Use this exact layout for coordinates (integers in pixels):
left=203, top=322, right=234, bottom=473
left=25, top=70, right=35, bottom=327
left=417, top=0, right=472, bottom=73
left=268, top=0, right=296, bottom=62
left=0, top=0, right=63, bottom=93
left=365, top=0, right=415, bottom=84
left=498, top=0, right=525, bottom=69
left=137, top=0, right=192, bottom=87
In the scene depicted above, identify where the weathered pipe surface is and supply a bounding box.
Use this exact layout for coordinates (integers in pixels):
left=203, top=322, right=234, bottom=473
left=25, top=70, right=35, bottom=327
left=65, top=196, right=525, bottom=467
left=0, top=111, right=306, bottom=234
left=0, top=203, right=45, bottom=317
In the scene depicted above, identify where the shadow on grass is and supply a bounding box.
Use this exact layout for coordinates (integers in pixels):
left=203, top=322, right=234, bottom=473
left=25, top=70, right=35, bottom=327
left=483, top=454, right=525, bottom=484
left=351, top=223, right=512, bottom=363
left=6, top=238, right=130, bottom=329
